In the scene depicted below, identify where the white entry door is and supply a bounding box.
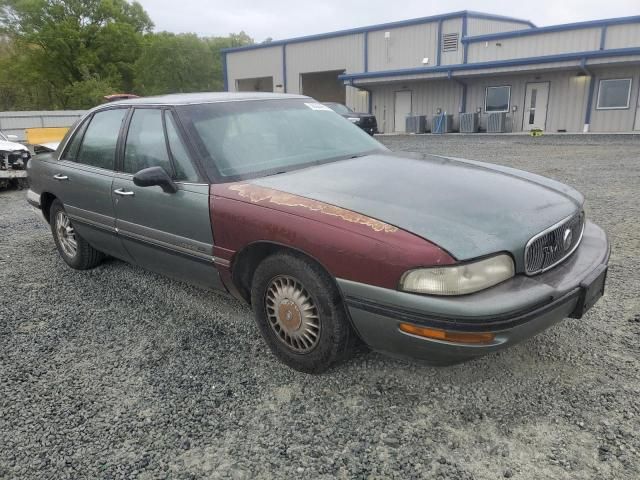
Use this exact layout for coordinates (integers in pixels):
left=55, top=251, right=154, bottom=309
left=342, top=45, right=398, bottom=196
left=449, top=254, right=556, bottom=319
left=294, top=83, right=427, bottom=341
left=394, top=90, right=412, bottom=133
left=523, top=82, right=550, bottom=131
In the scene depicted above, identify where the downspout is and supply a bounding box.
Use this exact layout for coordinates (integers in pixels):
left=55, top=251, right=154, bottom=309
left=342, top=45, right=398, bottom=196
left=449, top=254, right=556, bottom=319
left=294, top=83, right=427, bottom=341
left=448, top=70, right=467, bottom=114
left=358, top=85, right=373, bottom=114
left=282, top=44, right=287, bottom=93
left=222, top=51, right=229, bottom=91
left=600, top=25, right=608, bottom=50
left=581, top=58, right=596, bottom=133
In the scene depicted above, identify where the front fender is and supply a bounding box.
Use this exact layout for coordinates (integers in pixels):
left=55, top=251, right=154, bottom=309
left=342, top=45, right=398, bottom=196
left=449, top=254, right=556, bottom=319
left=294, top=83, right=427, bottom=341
left=210, top=183, right=455, bottom=290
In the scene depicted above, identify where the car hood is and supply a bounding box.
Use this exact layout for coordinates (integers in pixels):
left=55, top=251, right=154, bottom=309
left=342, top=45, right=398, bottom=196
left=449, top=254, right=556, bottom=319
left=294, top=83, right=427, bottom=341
left=250, top=153, right=583, bottom=269
left=0, top=139, right=28, bottom=151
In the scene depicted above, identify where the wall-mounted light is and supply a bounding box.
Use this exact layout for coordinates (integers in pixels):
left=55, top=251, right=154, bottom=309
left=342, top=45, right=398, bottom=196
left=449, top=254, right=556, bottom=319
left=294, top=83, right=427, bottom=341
left=436, top=107, right=442, bottom=115
left=512, top=105, right=518, bottom=113
left=476, top=107, right=482, bottom=114
left=422, top=57, right=429, bottom=65
left=384, top=31, right=391, bottom=39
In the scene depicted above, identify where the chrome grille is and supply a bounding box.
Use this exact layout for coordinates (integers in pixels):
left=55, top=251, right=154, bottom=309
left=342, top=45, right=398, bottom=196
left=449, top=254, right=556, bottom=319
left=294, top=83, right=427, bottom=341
left=525, top=212, right=585, bottom=275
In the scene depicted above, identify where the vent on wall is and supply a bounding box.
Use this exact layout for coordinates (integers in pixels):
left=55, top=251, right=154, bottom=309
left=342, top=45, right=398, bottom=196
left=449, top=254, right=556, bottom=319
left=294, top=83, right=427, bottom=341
left=442, top=33, right=459, bottom=53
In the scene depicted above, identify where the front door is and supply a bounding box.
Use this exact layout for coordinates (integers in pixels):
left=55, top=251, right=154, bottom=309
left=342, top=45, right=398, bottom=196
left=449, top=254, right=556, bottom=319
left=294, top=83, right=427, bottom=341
left=523, top=82, right=550, bottom=131
left=394, top=90, right=412, bottom=133
left=112, top=107, right=223, bottom=290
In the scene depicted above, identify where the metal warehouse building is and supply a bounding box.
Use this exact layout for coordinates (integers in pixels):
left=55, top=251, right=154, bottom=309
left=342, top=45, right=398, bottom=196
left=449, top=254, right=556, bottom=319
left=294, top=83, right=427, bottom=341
left=222, top=10, right=640, bottom=133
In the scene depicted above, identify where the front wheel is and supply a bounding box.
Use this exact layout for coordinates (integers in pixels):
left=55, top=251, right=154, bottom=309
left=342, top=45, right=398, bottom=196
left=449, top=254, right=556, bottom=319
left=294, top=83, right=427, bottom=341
left=50, top=199, right=103, bottom=270
left=251, top=252, right=359, bottom=373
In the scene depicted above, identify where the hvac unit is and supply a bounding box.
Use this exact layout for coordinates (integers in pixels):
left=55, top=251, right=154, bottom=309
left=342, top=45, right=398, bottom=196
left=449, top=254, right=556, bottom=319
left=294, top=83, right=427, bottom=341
left=405, top=115, right=427, bottom=134
left=459, top=113, right=479, bottom=133
left=487, top=112, right=507, bottom=133
left=432, top=114, right=453, bottom=134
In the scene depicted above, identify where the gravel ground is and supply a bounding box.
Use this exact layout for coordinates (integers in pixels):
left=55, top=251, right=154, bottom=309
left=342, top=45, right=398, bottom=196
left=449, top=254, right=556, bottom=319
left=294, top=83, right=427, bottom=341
left=1, top=134, right=639, bottom=479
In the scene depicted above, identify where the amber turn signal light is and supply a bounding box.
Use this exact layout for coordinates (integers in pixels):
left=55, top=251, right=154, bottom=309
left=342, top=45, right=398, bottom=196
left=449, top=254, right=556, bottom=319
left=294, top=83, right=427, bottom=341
left=398, top=323, right=495, bottom=345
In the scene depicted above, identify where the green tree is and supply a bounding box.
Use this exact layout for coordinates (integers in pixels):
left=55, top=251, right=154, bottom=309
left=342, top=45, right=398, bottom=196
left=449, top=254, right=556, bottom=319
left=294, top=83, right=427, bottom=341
left=134, top=32, right=216, bottom=95
left=0, top=1, right=256, bottom=109
left=0, top=0, right=153, bottom=108
left=135, top=31, right=253, bottom=95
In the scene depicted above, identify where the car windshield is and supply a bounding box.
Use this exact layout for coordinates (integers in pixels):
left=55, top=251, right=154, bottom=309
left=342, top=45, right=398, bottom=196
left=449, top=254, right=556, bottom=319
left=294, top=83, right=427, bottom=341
left=178, top=99, right=384, bottom=181
left=324, top=103, right=353, bottom=115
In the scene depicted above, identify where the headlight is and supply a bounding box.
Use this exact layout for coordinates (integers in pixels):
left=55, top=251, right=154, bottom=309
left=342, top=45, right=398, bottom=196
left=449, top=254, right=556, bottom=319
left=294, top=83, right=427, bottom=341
left=399, top=254, right=515, bottom=296
left=21, top=151, right=30, bottom=158
left=347, top=117, right=360, bottom=123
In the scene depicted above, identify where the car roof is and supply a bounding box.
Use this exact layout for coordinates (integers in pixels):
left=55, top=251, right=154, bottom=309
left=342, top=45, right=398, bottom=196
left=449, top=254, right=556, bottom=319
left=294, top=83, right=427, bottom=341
left=101, top=92, right=310, bottom=107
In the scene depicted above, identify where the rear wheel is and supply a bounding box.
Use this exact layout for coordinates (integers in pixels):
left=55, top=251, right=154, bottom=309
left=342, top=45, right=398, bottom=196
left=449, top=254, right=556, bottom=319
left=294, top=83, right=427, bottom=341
left=50, top=199, right=103, bottom=270
left=251, top=252, right=358, bottom=373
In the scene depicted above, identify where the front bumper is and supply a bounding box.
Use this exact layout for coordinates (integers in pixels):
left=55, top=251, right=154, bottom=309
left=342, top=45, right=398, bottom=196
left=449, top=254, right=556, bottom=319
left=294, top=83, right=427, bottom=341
left=339, top=221, right=609, bottom=365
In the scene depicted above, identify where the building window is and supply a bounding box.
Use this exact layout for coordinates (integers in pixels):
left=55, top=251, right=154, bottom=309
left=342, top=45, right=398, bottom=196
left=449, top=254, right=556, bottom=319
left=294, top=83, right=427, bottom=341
left=485, top=86, right=511, bottom=113
left=442, top=33, right=459, bottom=53
left=596, top=78, right=632, bottom=110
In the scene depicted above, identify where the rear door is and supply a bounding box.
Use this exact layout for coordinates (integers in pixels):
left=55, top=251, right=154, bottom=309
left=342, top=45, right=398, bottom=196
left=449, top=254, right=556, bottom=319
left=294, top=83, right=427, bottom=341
left=112, top=107, right=222, bottom=289
left=51, top=107, right=132, bottom=260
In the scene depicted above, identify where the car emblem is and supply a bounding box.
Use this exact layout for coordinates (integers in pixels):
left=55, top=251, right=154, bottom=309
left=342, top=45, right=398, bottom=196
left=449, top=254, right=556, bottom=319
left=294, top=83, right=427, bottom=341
left=563, top=228, right=573, bottom=251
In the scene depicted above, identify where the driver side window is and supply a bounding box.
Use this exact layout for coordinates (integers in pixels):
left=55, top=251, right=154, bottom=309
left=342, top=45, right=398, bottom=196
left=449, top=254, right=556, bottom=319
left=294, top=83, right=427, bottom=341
left=123, top=109, right=173, bottom=175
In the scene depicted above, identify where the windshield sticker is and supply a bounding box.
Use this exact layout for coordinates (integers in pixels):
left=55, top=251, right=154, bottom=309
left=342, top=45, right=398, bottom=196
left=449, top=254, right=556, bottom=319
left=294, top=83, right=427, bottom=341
left=305, top=102, right=332, bottom=111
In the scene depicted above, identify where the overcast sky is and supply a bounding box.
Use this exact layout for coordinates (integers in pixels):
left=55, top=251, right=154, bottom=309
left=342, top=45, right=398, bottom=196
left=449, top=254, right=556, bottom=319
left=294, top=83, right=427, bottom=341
left=139, top=0, right=638, bottom=41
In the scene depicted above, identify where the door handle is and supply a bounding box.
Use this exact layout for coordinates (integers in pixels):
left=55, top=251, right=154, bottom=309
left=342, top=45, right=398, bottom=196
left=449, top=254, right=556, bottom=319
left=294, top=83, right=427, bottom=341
left=114, top=188, right=135, bottom=197
left=53, top=174, right=69, bottom=181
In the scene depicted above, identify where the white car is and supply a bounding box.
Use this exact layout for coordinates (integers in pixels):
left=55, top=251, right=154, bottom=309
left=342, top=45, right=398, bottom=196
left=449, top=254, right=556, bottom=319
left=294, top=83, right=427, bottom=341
left=0, top=131, right=31, bottom=189
left=0, top=131, right=31, bottom=170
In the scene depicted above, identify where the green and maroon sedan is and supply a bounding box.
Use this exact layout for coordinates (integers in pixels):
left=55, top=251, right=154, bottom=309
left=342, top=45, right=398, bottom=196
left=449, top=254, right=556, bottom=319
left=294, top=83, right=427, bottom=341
left=27, top=93, right=609, bottom=373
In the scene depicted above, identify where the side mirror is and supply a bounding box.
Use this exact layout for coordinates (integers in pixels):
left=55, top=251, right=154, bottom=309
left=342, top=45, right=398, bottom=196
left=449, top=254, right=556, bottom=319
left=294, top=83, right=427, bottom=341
left=133, top=166, right=178, bottom=194
left=7, top=134, right=19, bottom=141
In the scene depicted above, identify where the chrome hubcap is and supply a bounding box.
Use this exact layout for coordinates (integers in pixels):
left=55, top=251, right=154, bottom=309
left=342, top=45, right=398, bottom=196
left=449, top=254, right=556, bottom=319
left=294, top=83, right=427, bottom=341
left=265, top=275, right=320, bottom=353
left=55, top=211, right=77, bottom=258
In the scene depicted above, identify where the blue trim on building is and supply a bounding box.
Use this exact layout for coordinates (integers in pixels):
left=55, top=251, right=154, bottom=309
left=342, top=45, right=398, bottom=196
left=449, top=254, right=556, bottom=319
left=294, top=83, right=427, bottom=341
left=462, top=14, right=469, bottom=64
left=338, top=47, right=640, bottom=82
left=222, top=52, right=228, bottom=91
left=221, top=10, right=533, bottom=53
left=465, top=11, right=535, bottom=28
left=463, top=15, right=640, bottom=44
left=364, top=31, right=369, bottom=72
left=436, top=19, right=442, bottom=66
left=600, top=25, right=608, bottom=50
left=282, top=45, right=287, bottom=93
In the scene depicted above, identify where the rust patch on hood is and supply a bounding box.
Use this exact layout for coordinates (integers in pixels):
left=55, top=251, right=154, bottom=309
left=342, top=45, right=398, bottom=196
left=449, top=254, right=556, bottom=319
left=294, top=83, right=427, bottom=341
left=228, top=184, right=398, bottom=233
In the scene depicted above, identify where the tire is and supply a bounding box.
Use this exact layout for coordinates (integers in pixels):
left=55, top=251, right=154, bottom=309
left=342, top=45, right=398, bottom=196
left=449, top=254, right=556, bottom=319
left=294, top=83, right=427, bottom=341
left=251, top=252, right=359, bottom=373
left=50, top=199, right=103, bottom=270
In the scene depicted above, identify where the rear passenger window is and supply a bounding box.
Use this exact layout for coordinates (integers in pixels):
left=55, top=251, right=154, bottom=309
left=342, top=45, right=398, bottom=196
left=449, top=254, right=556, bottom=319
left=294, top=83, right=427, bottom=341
left=124, top=109, right=173, bottom=175
left=61, top=120, right=88, bottom=161
left=77, top=109, right=127, bottom=169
